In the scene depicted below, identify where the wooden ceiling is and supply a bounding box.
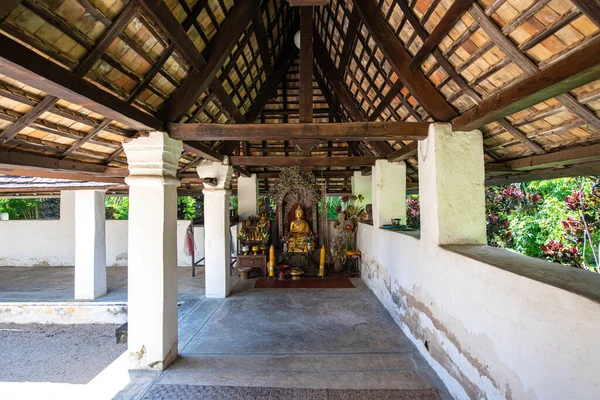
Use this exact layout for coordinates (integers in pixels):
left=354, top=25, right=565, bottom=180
left=0, top=0, right=599, bottom=195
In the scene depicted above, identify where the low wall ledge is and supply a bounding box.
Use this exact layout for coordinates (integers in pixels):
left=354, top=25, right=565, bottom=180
left=443, top=244, right=600, bottom=304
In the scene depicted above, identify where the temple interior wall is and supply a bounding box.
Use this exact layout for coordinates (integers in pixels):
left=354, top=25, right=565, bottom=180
left=358, top=223, right=600, bottom=400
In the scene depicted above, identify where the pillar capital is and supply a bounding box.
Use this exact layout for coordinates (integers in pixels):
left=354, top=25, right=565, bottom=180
left=196, top=160, right=234, bottom=192
left=123, top=131, right=183, bottom=187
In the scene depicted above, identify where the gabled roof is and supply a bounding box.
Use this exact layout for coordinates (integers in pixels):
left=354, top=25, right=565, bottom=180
left=0, top=0, right=598, bottom=194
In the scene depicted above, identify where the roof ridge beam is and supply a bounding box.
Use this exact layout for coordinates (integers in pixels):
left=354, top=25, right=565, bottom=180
left=167, top=121, right=429, bottom=141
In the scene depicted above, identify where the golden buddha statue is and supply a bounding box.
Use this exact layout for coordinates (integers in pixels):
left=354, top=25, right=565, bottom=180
left=288, top=206, right=311, bottom=252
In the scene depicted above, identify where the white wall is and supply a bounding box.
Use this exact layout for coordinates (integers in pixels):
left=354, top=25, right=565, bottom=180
left=0, top=192, right=237, bottom=267
left=0, top=191, right=75, bottom=266
left=358, top=223, right=600, bottom=400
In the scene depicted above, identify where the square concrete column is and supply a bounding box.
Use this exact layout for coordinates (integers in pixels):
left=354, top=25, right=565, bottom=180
left=237, top=173, right=258, bottom=219
left=372, top=160, right=406, bottom=228
left=123, top=131, right=183, bottom=370
left=74, top=189, right=107, bottom=300
left=419, top=123, right=486, bottom=245
left=197, top=160, right=234, bottom=298
left=351, top=171, right=372, bottom=205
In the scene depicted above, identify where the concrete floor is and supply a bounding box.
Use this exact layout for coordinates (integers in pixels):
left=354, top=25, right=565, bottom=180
left=117, top=278, right=451, bottom=399
left=0, top=267, right=449, bottom=399
left=0, top=266, right=203, bottom=302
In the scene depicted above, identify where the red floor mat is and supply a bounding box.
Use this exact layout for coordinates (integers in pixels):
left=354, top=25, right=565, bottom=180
left=253, top=276, right=355, bottom=289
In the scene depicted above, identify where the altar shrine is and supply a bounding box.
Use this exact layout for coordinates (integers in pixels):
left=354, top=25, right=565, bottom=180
left=236, top=167, right=323, bottom=278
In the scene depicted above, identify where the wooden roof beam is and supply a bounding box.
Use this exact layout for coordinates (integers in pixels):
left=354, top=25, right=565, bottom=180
left=338, top=8, right=361, bottom=74
left=299, top=6, right=314, bottom=123
left=141, top=0, right=254, bottom=122
left=168, top=121, right=429, bottom=141
left=352, top=0, right=458, bottom=121
left=252, top=6, right=273, bottom=78
left=245, top=39, right=298, bottom=123
left=0, top=0, right=21, bottom=21
left=0, top=150, right=109, bottom=174
left=313, top=33, right=364, bottom=122
left=486, top=161, right=600, bottom=186
left=487, top=143, right=600, bottom=171
left=409, top=0, right=475, bottom=70
left=453, top=36, right=600, bottom=131
left=0, top=35, right=163, bottom=131
left=387, top=142, right=418, bottom=162
left=369, top=81, right=403, bottom=122
left=229, top=156, right=380, bottom=167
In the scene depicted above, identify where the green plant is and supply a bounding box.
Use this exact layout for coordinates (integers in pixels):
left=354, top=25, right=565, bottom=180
left=332, top=194, right=365, bottom=255
left=105, top=196, right=129, bottom=220
left=322, top=196, right=343, bottom=220
left=177, top=196, right=197, bottom=220
left=0, top=198, right=39, bottom=219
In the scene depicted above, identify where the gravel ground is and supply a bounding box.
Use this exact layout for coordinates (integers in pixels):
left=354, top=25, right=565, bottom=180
left=0, top=324, right=126, bottom=384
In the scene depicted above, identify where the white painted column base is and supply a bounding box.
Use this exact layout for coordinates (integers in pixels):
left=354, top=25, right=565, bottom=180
left=124, top=132, right=183, bottom=370
left=74, top=190, right=107, bottom=300
left=352, top=171, right=372, bottom=205
left=372, top=160, right=406, bottom=228
left=419, top=123, right=486, bottom=245
left=197, top=160, right=234, bottom=298
left=238, top=173, right=258, bottom=219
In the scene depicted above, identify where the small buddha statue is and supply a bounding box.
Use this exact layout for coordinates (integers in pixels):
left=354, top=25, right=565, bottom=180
left=288, top=206, right=311, bottom=252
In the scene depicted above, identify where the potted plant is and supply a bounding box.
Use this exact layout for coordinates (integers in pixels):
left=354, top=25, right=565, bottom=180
left=330, top=234, right=347, bottom=273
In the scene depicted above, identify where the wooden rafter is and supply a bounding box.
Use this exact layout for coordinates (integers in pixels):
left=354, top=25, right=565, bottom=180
left=0, top=0, right=21, bottom=22
left=245, top=40, right=297, bottom=123
left=168, top=121, right=429, bottom=141
left=395, top=1, right=543, bottom=154
left=469, top=4, right=600, bottom=133
left=453, top=36, right=600, bottom=131
left=0, top=35, right=162, bottom=131
left=352, top=0, right=458, bottom=121
left=0, top=96, right=58, bottom=144
left=252, top=6, right=273, bottom=78
left=387, top=142, right=418, bottom=162
left=141, top=0, right=254, bottom=122
left=409, top=0, right=475, bottom=70
left=299, top=6, right=314, bottom=123
left=0, top=150, right=109, bottom=174
left=313, top=33, right=363, bottom=122
left=75, top=1, right=139, bottom=75
left=338, top=7, right=361, bottom=74
left=369, top=81, right=403, bottom=121
left=488, top=143, right=600, bottom=171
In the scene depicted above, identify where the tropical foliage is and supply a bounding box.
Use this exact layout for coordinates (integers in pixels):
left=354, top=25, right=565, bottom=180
left=0, top=198, right=60, bottom=220
left=105, top=196, right=128, bottom=220
left=405, top=178, right=600, bottom=273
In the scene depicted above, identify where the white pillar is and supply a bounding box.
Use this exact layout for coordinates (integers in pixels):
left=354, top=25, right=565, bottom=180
left=197, top=160, right=234, bottom=298
left=351, top=171, right=372, bottom=205
left=372, top=160, right=406, bottom=228
left=74, top=190, right=107, bottom=300
left=123, top=131, right=183, bottom=370
left=238, top=173, right=258, bottom=219
left=419, top=123, right=486, bottom=245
